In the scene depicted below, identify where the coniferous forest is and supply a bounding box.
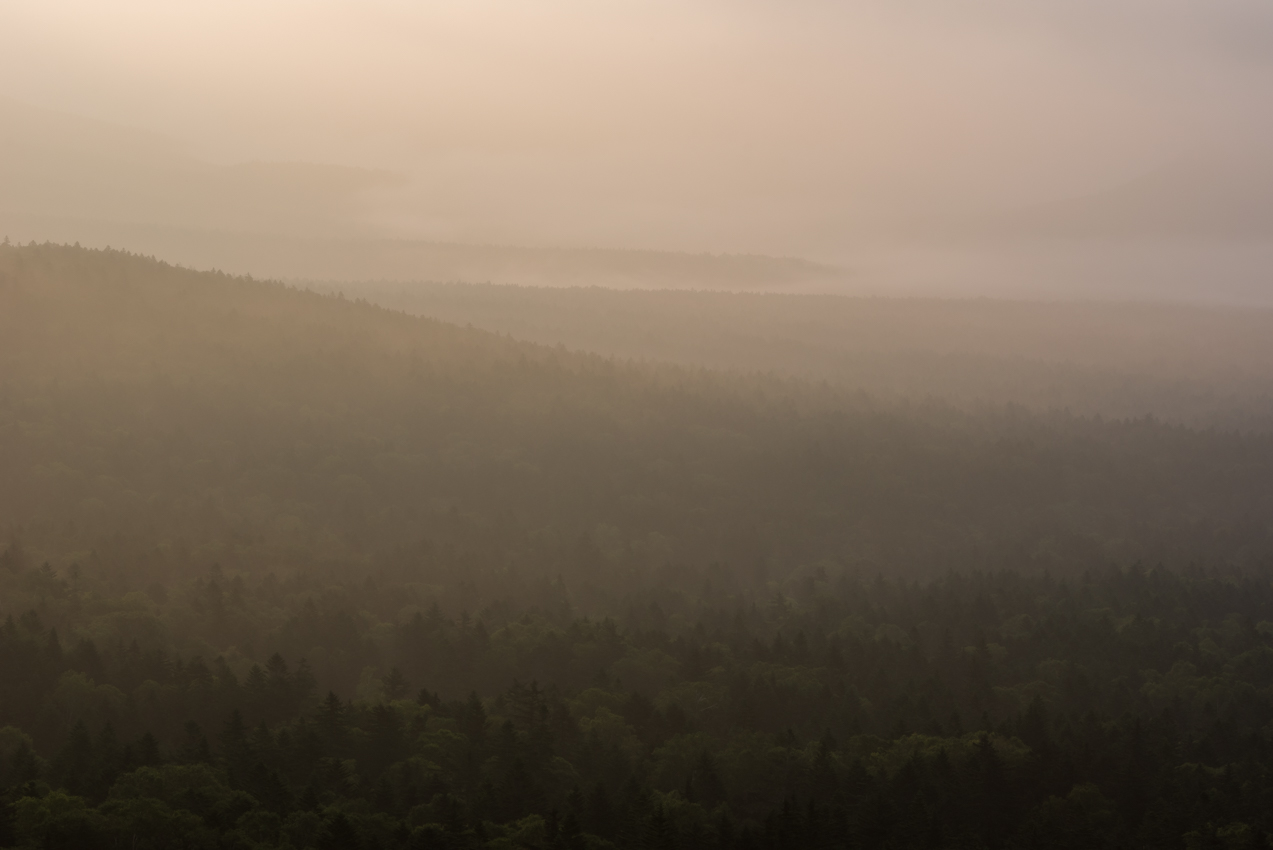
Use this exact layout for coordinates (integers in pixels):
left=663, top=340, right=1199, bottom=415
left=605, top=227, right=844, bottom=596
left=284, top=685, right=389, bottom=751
left=5, top=243, right=1273, bottom=849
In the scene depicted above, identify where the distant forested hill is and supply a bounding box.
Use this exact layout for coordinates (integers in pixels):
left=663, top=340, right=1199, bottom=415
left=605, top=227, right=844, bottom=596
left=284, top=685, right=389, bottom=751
left=325, top=280, right=1273, bottom=430
left=3, top=242, right=1273, bottom=598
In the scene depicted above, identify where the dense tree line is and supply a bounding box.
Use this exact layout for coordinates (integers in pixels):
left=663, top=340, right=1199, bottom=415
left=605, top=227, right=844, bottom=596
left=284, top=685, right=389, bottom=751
left=5, top=552, right=1273, bottom=847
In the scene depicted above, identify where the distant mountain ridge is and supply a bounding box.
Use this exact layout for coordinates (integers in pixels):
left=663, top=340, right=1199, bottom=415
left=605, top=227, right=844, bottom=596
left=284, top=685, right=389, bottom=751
left=0, top=217, right=846, bottom=291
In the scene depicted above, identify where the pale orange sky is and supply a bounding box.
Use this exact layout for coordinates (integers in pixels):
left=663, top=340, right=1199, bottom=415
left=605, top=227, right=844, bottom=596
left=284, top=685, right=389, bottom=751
left=2, top=1, right=1272, bottom=298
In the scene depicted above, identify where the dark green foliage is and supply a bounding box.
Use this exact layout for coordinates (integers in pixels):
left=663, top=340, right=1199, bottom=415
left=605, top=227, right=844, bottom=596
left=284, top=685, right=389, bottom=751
left=2, top=565, right=1273, bottom=846
left=177, top=723, right=211, bottom=766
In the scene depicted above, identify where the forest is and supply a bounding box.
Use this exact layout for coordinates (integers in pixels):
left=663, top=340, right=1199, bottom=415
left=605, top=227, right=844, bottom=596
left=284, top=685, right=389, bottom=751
left=4, top=242, right=1273, bottom=848
left=323, top=280, right=1273, bottom=430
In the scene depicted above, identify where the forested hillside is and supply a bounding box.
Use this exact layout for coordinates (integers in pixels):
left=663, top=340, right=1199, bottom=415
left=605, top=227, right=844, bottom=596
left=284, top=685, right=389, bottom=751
left=327, top=280, right=1273, bottom=429
left=4, top=244, right=1273, bottom=589
left=4, top=242, right=1273, bottom=848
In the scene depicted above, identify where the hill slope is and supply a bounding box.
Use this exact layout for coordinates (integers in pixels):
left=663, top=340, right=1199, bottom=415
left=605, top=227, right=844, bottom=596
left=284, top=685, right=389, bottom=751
left=8, top=245, right=1273, bottom=848
left=2, top=243, right=1273, bottom=605
left=325, top=280, right=1273, bottom=429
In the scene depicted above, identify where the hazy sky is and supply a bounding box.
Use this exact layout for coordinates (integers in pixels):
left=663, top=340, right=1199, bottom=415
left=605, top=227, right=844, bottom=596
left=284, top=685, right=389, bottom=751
left=3, top=1, right=1272, bottom=293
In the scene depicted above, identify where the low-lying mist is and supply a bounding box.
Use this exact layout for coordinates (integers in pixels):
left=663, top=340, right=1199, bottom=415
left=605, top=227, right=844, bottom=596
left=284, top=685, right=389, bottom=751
left=317, top=279, right=1273, bottom=430
left=6, top=3, right=1273, bottom=845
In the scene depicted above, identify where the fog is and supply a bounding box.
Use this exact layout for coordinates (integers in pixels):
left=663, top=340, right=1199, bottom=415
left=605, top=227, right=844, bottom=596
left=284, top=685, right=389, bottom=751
left=8, top=8, right=1273, bottom=841
left=3, top=1, right=1272, bottom=299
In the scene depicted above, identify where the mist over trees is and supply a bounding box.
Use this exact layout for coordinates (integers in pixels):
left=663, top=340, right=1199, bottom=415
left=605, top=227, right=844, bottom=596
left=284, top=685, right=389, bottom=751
left=7, top=1, right=1273, bottom=846
left=5, top=244, right=1272, bottom=586
left=322, top=280, right=1273, bottom=430
left=3, top=243, right=1273, bottom=848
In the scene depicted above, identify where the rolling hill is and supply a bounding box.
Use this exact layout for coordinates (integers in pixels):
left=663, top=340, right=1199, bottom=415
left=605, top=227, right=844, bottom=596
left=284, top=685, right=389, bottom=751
left=2, top=242, right=1272, bottom=607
